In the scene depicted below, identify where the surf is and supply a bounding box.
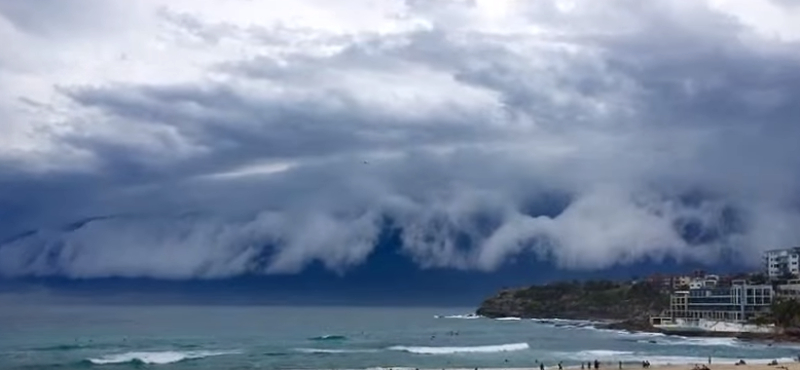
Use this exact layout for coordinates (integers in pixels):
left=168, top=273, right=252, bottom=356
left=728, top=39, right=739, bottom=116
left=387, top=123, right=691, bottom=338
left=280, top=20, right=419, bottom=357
left=295, top=348, right=380, bottom=354
left=642, top=337, right=740, bottom=347
left=309, top=335, right=348, bottom=341
left=435, top=313, right=482, bottom=319
left=388, top=342, right=530, bottom=354
left=85, top=350, right=239, bottom=365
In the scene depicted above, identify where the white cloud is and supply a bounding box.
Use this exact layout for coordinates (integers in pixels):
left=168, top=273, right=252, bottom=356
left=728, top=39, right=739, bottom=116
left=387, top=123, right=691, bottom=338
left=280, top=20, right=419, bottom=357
left=1, top=0, right=799, bottom=278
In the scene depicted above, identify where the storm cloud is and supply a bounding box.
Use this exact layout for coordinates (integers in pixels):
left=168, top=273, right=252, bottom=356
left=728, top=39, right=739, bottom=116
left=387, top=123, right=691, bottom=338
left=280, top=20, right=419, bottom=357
left=1, top=0, right=800, bottom=279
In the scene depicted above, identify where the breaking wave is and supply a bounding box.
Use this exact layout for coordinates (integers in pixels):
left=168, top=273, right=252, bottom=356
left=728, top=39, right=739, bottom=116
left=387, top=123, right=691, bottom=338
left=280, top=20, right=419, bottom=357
left=309, top=335, right=348, bottom=341
left=640, top=337, right=740, bottom=347
left=637, top=356, right=796, bottom=366
left=530, top=318, right=601, bottom=330
left=562, top=351, right=795, bottom=366
left=34, top=344, right=89, bottom=352
left=388, top=342, right=530, bottom=354
left=85, top=350, right=239, bottom=365
left=575, top=350, right=635, bottom=358
left=295, top=348, right=380, bottom=354
left=435, top=314, right=482, bottom=319
left=494, top=317, right=522, bottom=321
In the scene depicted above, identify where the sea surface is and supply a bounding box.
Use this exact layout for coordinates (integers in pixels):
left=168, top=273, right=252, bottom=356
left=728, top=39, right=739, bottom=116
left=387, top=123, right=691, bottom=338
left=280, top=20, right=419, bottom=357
left=1, top=305, right=798, bottom=370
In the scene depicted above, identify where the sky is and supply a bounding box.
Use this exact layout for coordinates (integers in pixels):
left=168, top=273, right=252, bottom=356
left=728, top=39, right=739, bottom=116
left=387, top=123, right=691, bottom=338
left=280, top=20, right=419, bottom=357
left=1, top=0, right=800, bottom=303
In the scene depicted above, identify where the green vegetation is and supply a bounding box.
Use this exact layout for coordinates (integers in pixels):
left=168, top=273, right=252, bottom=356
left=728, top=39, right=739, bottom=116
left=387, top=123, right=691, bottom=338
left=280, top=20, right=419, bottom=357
left=768, top=299, right=800, bottom=328
left=477, top=280, right=669, bottom=320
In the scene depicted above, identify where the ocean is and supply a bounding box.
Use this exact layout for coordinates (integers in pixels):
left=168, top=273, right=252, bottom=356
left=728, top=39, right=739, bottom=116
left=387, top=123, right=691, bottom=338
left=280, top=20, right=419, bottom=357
left=1, top=305, right=798, bottom=370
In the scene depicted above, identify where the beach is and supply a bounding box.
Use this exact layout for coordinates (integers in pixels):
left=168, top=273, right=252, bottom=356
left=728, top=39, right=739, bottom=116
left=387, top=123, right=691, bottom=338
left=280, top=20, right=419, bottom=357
left=389, top=365, right=800, bottom=370
left=654, top=364, right=799, bottom=370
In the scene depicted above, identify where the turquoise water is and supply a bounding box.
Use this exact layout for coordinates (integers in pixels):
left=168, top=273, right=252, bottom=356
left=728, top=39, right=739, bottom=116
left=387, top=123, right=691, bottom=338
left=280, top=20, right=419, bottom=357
left=1, top=305, right=798, bottom=369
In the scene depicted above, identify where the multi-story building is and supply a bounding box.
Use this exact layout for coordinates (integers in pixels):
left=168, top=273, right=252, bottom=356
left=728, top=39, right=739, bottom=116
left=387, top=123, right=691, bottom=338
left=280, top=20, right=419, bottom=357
left=704, top=275, right=720, bottom=287
left=776, top=279, right=800, bottom=299
left=672, top=275, right=692, bottom=289
left=686, top=274, right=720, bottom=290
left=665, top=281, right=773, bottom=322
left=764, top=248, right=800, bottom=280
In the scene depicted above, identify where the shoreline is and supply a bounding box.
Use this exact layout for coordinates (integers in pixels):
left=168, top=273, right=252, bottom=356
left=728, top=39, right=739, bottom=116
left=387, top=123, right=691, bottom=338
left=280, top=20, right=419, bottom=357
left=365, top=364, right=800, bottom=370
left=599, top=321, right=800, bottom=344
left=471, top=315, right=800, bottom=344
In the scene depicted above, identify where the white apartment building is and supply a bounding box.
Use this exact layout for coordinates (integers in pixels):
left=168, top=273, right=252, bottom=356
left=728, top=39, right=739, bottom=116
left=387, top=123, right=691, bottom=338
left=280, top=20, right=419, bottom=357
left=764, top=247, right=800, bottom=280
left=686, top=274, right=719, bottom=289
left=665, top=281, right=774, bottom=322
left=776, top=279, right=800, bottom=298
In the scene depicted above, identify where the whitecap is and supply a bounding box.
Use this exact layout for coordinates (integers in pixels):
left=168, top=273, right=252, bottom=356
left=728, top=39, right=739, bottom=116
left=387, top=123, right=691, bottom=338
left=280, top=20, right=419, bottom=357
left=86, top=350, right=238, bottom=365
left=388, top=342, right=529, bottom=354
left=577, top=350, right=635, bottom=357
left=642, top=337, right=740, bottom=347
left=495, top=317, right=522, bottom=321
left=295, top=348, right=380, bottom=354
left=436, top=314, right=482, bottom=319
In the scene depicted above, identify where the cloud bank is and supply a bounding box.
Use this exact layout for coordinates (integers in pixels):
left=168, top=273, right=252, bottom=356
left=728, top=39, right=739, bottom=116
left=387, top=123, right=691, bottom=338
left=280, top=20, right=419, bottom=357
left=2, top=0, right=800, bottom=278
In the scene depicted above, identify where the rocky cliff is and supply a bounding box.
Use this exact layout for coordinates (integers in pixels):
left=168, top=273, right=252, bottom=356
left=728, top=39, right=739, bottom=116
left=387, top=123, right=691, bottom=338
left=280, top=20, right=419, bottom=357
left=476, top=280, right=669, bottom=321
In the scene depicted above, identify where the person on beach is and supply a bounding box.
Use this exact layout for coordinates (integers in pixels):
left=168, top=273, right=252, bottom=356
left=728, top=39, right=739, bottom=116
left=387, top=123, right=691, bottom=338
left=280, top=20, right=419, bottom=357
left=595, top=359, right=600, bottom=369
left=559, top=362, right=563, bottom=370
left=540, top=363, right=545, bottom=370
left=582, top=363, right=585, bottom=369
left=619, top=361, right=622, bottom=369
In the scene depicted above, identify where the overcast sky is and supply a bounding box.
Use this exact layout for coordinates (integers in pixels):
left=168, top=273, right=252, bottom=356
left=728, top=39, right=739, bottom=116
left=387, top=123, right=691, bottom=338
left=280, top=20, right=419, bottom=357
left=1, top=0, right=800, bottom=280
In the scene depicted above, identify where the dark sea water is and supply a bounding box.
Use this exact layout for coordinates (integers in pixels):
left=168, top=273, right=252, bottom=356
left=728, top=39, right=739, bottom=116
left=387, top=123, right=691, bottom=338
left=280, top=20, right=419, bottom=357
left=1, top=305, right=798, bottom=370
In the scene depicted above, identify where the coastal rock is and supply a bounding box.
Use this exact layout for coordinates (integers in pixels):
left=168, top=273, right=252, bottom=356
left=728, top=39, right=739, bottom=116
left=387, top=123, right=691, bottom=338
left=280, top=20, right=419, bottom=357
left=476, top=280, right=669, bottom=321
left=603, top=318, right=658, bottom=332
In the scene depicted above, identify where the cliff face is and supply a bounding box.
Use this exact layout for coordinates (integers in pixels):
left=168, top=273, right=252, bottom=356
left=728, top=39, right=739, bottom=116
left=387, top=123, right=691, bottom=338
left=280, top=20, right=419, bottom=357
left=476, top=280, right=669, bottom=321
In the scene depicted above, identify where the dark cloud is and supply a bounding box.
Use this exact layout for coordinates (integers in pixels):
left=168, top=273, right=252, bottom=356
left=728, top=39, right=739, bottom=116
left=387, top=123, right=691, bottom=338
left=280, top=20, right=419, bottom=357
left=1, top=0, right=799, bottom=279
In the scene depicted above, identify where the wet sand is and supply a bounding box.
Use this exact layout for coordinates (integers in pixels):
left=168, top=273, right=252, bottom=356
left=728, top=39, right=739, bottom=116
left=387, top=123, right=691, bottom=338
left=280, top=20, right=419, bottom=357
left=652, top=363, right=799, bottom=370
left=390, top=364, right=800, bottom=370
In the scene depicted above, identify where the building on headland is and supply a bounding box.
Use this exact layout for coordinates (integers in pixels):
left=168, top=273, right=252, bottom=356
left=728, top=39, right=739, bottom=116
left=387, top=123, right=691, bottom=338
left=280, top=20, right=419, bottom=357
left=673, top=275, right=692, bottom=289
left=764, top=247, right=800, bottom=280
left=776, top=279, right=800, bottom=299
left=666, top=280, right=773, bottom=322
left=646, top=273, right=689, bottom=292
left=650, top=248, right=800, bottom=330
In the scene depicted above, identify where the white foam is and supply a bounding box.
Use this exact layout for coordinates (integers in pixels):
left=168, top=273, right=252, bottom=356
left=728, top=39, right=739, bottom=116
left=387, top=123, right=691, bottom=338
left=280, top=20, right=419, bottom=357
left=389, top=342, right=530, bottom=355
left=563, top=352, right=796, bottom=366
left=643, top=337, right=740, bottom=347
left=295, top=348, right=380, bottom=354
left=640, top=356, right=796, bottom=366
left=437, top=314, right=482, bottom=319
left=86, top=350, right=238, bottom=365
left=538, top=318, right=601, bottom=324
left=628, top=331, right=666, bottom=337
left=577, top=350, right=635, bottom=358
left=495, top=317, right=522, bottom=321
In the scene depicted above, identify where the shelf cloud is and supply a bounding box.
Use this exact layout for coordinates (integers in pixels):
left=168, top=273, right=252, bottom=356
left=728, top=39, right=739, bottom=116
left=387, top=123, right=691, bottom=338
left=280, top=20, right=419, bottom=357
left=1, top=0, right=800, bottom=278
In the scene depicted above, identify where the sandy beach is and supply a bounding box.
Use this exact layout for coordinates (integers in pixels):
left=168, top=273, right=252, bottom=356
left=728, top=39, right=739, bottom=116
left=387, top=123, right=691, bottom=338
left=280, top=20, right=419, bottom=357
left=384, top=364, right=800, bottom=370
left=652, top=364, right=799, bottom=370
